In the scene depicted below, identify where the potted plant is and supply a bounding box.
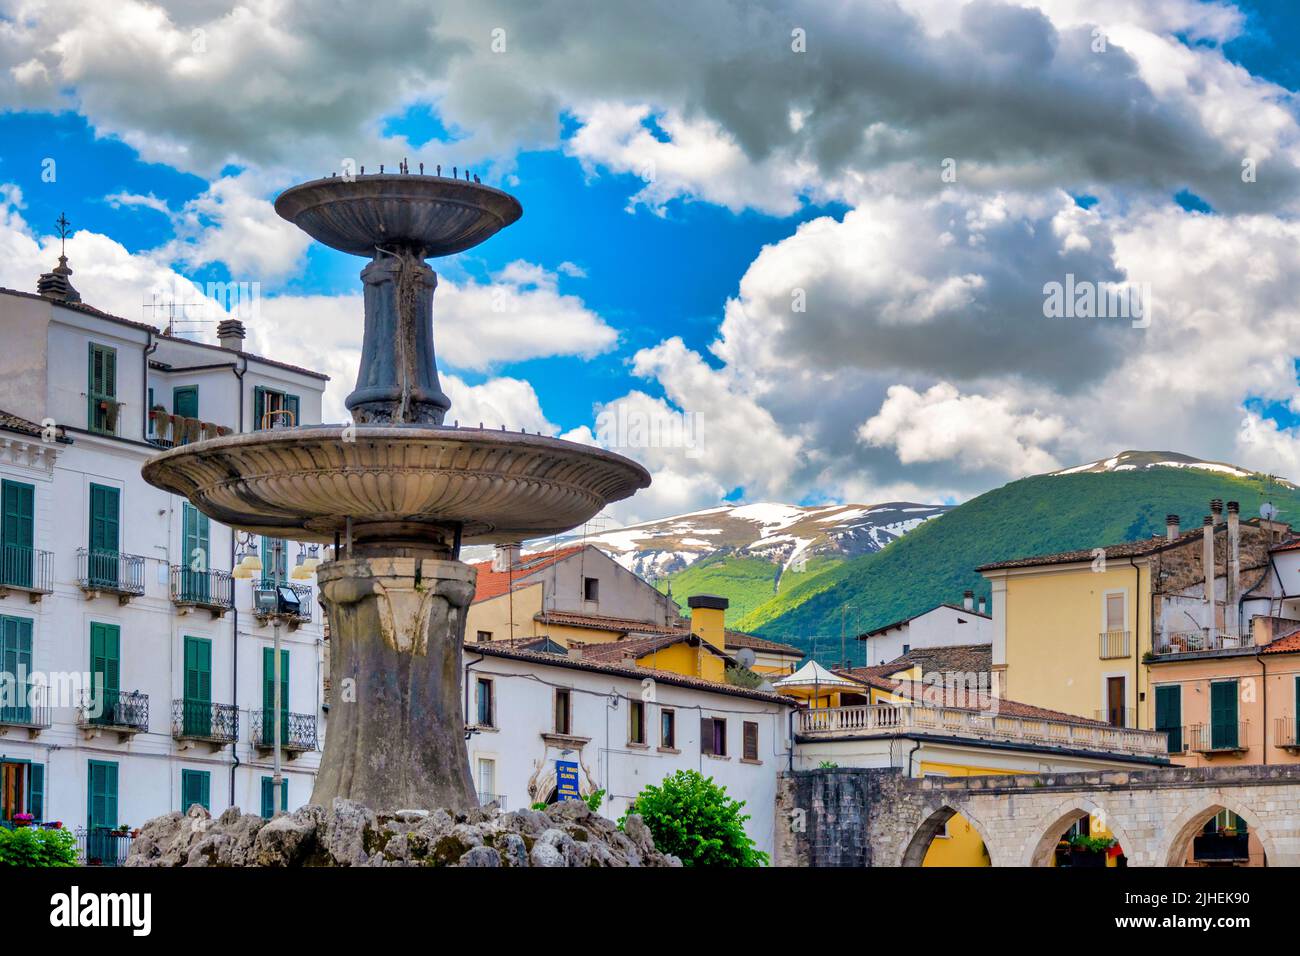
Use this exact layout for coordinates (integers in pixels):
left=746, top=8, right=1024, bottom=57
left=1067, top=833, right=1115, bottom=867
left=12, top=813, right=34, bottom=828
left=150, top=404, right=170, bottom=438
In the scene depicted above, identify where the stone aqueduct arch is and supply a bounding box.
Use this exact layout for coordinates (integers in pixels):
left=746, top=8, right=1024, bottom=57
left=777, top=765, right=1300, bottom=867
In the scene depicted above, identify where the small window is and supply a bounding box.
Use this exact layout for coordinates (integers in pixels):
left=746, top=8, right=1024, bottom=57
left=902, top=644, right=910, bottom=654
left=555, top=689, right=571, bottom=735
left=476, top=678, right=495, bottom=728
left=1105, top=592, right=1125, bottom=632
left=661, top=709, right=676, bottom=749
left=476, top=758, right=496, bottom=802
left=476, top=630, right=492, bottom=643
left=743, top=721, right=759, bottom=761
left=701, top=717, right=727, bottom=757
left=628, top=700, right=645, bottom=744
left=583, top=576, right=599, bottom=602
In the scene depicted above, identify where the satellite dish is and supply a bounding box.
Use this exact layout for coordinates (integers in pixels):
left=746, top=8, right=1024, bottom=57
left=736, top=647, right=757, bottom=668
left=1262, top=502, right=1278, bottom=521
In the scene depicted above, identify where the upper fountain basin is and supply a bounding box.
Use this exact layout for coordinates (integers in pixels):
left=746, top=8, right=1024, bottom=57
left=273, top=174, right=523, bottom=258
left=141, top=425, right=649, bottom=545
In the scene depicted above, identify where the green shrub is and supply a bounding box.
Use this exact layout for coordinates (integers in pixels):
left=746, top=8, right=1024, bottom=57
left=621, top=769, right=767, bottom=867
left=0, top=826, right=77, bottom=867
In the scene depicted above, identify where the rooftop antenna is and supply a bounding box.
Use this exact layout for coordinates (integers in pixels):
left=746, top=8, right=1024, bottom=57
left=55, top=212, right=71, bottom=259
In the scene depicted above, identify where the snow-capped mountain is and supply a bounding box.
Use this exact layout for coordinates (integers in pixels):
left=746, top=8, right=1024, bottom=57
left=557, top=501, right=949, bottom=581
left=1051, top=450, right=1287, bottom=483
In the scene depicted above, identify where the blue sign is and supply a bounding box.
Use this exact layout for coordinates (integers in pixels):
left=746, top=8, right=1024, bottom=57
left=555, top=760, right=580, bottom=801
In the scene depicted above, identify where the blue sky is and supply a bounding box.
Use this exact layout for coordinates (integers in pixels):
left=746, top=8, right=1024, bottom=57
left=1, top=0, right=1298, bottom=521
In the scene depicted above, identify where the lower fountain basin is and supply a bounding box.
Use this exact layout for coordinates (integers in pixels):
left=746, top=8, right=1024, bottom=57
left=141, top=425, right=649, bottom=545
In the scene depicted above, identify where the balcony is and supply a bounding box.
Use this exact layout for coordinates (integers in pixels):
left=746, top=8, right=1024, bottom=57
left=1274, top=716, right=1299, bottom=753
left=478, top=792, right=507, bottom=810
left=1188, top=722, right=1249, bottom=755
left=147, top=412, right=232, bottom=449
left=76, top=827, right=134, bottom=867
left=252, top=581, right=313, bottom=629
left=87, top=396, right=122, bottom=437
left=1152, top=628, right=1250, bottom=657
left=0, top=682, right=51, bottom=737
left=78, top=690, right=149, bottom=741
left=169, top=566, right=234, bottom=617
left=1098, top=629, right=1130, bottom=659
left=172, top=699, right=239, bottom=749
left=0, top=545, right=54, bottom=602
left=250, top=709, right=317, bottom=757
left=1094, top=707, right=1137, bottom=729
left=796, top=702, right=1170, bottom=758
left=1159, top=724, right=1187, bottom=755
left=76, top=548, right=146, bottom=603
left=1192, top=831, right=1250, bottom=864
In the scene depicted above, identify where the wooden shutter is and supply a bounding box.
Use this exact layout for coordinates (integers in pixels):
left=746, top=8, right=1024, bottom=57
left=1, top=480, right=34, bottom=589
left=743, top=721, right=759, bottom=760
left=87, top=760, right=118, bottom=829
left=29, top=764, right=43, bottom=820
left=0, top=616, right=33, bottom=724
left=253, top=387, right=267, bottom=431
left=1210, top=681, right=1238, bottom=750
left=1155, top=685, right=1182, bottom=753
left=88, top=484, right=120, bottom=553
left=261, top=776, right=288, bottom=818
left=285, top=393, right=300, bottom=426
left=263, top=647, right=290, bottom=739
left=172, top=386, right=199, bottom=419
left=700, top=717, right=714, bottom=756
left=90, top=622, right=121, bottom=711
left=182, top=770, right=210, bottom=812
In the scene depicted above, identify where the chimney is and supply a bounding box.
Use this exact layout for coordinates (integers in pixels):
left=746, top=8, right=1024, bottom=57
left=1165, top=514, right=1180, bottom=542
left=963, top=589, right=974, bottom=611
left=1211, top=499, right=1224, bottom=524
left=491, top=542, right=521, bottom=573
left=1227, top=501, right=1240, bottom=633
left=217, top=318, right=246, bottom=351
left=977, top=596, right=987, bottom=615
left=1202, top=516, right=1216, bottom=638
left=688, top=594, right=728, bottom=653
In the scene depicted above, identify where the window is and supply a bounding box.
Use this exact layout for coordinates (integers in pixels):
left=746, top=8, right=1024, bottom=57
left=172, top=385, right=199, bottom=421
left=476, top=758, right=496, bottom=802
left=87, top=483, right=121, bottom=588
left=1, top=479, right=35, bottom=589
left=254, top=386, right=300, bottom=430
left=260, top=776, right=288, bottom=818
left=259, top=536, right=288, bottom=588
left=628, top=700, right=646, bottom=744
left=583, top=576, right=599, bottom=602
left=554, top=689, right=571, bottom=735
left=182, top=637, right=213, bottom=737
left=1155, top=684, right=1183, bottom=753
left=180, top=503, right=211, bottom=601
left=261, top=647, right=290, bottom=746
left=89, top=622, right=121, bottom=725
left=1105, top=592, right=1125, bottom=632
left=0, top=615, right=34, bottom=725
left=660, top=708, right=676, bottom=749
left=701, top=717, right=727, bottom=757
left=476, top=630, right=493, bottom=643
left=1, top=759, right=42, bottom=822
left=87, top=343, right=117, bottom=433
left=743, top=721, right=759, bottom=761
left=902, top=644, right=910, bottom=654
left=87, top=759, right=118, bottom=830
left=181, top=769, right=211, bottom=812
left=476, top=678, right=495, bottom=728
left=1210, top=679, right=1239, bottom=750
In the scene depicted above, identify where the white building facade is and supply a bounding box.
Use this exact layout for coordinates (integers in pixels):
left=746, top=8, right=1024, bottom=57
left=464, top=644, right=793, bottom=857
left=0, top=279, right=329, bottom=857
left=860, top=599, right=992, bottom=666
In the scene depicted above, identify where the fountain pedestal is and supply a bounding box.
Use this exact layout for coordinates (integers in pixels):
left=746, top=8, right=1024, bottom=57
left=314, top=556, right=477, bottom=810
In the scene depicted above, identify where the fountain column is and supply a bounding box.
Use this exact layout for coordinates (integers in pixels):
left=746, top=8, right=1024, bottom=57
left=313, top=556, right=478, bottom=810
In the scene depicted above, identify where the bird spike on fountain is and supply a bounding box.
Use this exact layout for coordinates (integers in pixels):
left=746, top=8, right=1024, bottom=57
left=141, top=170, right=650, bottom=812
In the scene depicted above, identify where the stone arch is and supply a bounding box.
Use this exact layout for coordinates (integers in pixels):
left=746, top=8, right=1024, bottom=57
left=1023, top=797, right=1139, bottom=867
left=1159, top=798, right=1276, bottom=867
left=899, top=803, right=996, bottom=867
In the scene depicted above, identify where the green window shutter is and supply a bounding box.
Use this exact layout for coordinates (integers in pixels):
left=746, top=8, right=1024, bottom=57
left=88, top=484, right=121, bottom=589
left=285, top=393, right=300, bottom=425
left=1, top=480, right=35, bottom=589
left=181, top=769, right=211, bottom=812
left=89, top=622, right=121, bottom=722
left=87, top=344, right=117, bottom=431
left=260, top=776, right=289, bottom=818
left=87, top=760, right=118, bottom=829
left=172, top=386, right=199, bottom=420
left=261, top=537, right=286, bottom=587
left=29, top=764, right=44, bottom=820
left=1210, top=680, right=1239, bottom=750
left=1155, top=685, right=1182, bottom=753
left=262, top=647, right=290, bottom=743
left=183, top=636, right=212, bottom=737
left=0, top=616, right=34, bottom=724
left=180, top=504, right=210, bottom=602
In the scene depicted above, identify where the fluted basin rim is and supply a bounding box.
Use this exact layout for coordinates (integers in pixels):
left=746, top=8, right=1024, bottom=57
left=141, top=425, right=650, bottom=545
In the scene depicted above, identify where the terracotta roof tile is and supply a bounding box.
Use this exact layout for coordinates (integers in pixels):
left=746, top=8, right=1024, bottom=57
left=0, top=409, right=68, bottom=441
left=1263, top=627, right=1300, bottom=654
left=577, top=632, right=732, bottom=665
left=723, top=630, right=804, bottom=657
left=469, top=545, right=586, bottom=602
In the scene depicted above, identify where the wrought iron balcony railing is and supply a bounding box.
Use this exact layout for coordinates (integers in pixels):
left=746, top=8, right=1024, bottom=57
left=76, top=548, right=146, bottom=600
left=1158, top=724, right=1187, bottom=754
left=1193, top=831, right=1250, bottom=862
left=252, top=581, right=313, bottom=625
left=78, top=690, right=149, bottom=736
left=1188, top=721, right=1249, bottom=754
left=171, top=699, right=239, bottom=745
left=250, top=709, right=317, bottom=753
left=1152, top=628, right=1250, bottom=656
left=0, top=545, right=54, bottom=599
left=169, top=566, right=234, bottom=614
left=147, top=413, right=233, bottom=449
left=77, top=827, right=134, bottom=867
left=1098, top=629, right=1131, bottom=659
left=0, top=681, right=51, bottom=732
left=477, top=792, right=506, bottom=810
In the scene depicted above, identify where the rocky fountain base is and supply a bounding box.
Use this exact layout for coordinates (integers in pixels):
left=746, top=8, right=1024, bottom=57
left=126, top=799, right=680, bottom=868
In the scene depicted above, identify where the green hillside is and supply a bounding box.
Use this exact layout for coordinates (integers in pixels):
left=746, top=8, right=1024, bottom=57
left=738, top=467, right=1299, bottom=662
left=656, top=552, right=842, bottom=622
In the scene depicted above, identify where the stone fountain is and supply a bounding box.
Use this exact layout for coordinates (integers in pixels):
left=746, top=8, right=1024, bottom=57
left=142, top=172, right=649, bottom=812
